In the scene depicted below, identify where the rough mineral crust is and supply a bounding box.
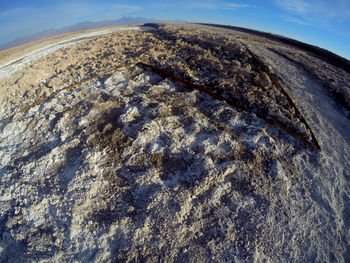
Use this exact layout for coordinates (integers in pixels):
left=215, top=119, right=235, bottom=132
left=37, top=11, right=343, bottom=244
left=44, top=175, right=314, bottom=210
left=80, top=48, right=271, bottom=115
left=0, top=24, right=315, bottom=145
left=0, top=23, right=350, bottom=262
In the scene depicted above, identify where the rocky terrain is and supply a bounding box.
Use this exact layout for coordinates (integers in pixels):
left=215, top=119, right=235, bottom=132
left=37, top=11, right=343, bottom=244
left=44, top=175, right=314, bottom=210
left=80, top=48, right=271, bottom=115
left=0, top=23, right=349, bottom=262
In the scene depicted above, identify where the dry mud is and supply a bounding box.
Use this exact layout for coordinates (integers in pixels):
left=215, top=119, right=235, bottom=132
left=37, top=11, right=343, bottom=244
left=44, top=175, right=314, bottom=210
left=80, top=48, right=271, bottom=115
left=0, top=23, right=349, bottom=262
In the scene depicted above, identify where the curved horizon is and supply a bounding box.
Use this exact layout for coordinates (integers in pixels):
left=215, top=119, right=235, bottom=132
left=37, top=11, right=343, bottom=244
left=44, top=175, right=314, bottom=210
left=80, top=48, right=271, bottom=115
left=0, top=1, right=350, bottom=60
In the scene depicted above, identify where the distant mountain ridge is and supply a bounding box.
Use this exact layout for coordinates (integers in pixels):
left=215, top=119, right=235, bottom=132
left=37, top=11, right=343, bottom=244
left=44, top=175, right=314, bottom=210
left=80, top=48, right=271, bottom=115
left=0, top=17, right=156, bottom=50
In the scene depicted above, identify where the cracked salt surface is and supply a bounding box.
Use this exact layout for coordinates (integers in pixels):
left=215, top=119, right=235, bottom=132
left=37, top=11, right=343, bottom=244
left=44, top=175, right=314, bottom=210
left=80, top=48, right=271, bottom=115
left=0, top=23, right=349, bottom=262
left=0, top=66, right=290, bottom=262
left=1, top=64, right=348, bottom=262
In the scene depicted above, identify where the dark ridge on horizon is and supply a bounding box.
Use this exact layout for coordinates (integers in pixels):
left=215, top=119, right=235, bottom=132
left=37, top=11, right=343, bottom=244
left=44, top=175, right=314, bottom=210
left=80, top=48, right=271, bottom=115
left=195, top=22, right=350, bottom=74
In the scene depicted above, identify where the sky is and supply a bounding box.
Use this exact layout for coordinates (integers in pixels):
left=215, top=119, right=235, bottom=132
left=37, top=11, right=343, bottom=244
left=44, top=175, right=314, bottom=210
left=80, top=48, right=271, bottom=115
left=0, top=0, right=350, bottom=59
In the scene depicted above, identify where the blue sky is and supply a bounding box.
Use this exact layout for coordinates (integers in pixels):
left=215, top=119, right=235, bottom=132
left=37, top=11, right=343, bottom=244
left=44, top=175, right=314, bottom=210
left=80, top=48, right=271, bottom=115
left=0, top=0, right=350, bottom=59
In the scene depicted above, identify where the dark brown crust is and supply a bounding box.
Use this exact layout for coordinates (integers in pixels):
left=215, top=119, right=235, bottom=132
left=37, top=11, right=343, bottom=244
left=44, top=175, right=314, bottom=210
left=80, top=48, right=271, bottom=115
left=240, top=44, right=321, bottom=150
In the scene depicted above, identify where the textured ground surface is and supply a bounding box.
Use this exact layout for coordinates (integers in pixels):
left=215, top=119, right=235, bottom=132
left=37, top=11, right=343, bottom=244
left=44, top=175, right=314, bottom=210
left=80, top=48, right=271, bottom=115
left=0, top=23, right=349, bottom=262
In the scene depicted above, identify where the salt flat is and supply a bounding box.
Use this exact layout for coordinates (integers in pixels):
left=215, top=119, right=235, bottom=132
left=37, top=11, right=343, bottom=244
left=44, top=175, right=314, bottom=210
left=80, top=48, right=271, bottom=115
left=0, top=23, right=349, bottom=262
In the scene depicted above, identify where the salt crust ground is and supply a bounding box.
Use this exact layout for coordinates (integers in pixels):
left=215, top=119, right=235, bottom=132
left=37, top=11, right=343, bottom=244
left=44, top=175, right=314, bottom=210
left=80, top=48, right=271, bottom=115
left=0, top=24, right=320, bottom=146
left=0, top=26, right=154, bottom=80
left=0, top=24, right=349, bottom=262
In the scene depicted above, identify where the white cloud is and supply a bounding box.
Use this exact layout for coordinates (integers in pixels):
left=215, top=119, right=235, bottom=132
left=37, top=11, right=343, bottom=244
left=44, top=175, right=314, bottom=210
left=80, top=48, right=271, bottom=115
left=275, top=0, right=350, bottom=39
left=60, top=3, right=140, bottom=19
left=0, top=7, right=32, bottom=19
left=274, top=0, right=350, bottom=20
left=274, top=0, right=309, bottom=13
left=156, top=1, right=251, bottom=10
left=282, top=16, right=317, bottom=26
left=227, top=3, right=251, bottom=9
